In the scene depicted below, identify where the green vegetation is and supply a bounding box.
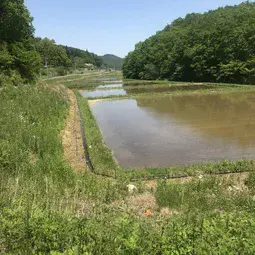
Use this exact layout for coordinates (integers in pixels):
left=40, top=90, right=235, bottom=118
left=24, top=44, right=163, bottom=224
left=76, top=92, right=120, bottom=177
left=35, top=39, right=104, bottom=77
left=1, top=73, right=255, bottom=253
left=1, top=1, right=255, bottom=253
left=76, top=91, right=255, bottom=179
left=78, top=83, right=255, bottom=100
left=0, top=1, right=106, bottom=85
left=0, top=83, right=130, bottom=253
left=63, top=45, right=103, bottom=68
left=61, top=70, right=123, bottom=88
left=0, top=0, right=41, bottom=86
left=100, top=54, right=124, bottom=70
left=123, top=2, right=255, bottom=84
left=35, top=38, right=71, bottom=68
left=72, top=73, right=255, bottom=180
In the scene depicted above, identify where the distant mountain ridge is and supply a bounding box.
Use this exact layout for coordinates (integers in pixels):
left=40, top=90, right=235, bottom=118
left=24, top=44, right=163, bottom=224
left=100, top=54, right=124, bottom=69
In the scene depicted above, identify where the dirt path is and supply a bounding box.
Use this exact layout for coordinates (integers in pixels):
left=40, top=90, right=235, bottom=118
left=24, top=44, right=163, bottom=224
left=62, top=89, right=86, bottom=172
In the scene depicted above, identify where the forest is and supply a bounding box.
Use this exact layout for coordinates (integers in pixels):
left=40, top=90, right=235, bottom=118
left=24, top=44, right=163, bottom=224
left=0, top=0, right=103, bottom=86
left=123, top=2, right=255, bottom=84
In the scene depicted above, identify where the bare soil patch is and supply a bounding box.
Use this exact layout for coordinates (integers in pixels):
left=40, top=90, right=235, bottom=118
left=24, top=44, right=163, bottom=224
left=62, top=89, right=86, bottom=172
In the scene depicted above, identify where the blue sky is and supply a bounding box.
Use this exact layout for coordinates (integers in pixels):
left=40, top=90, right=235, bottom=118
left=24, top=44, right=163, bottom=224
left=25, top=0, right=245, bottom=58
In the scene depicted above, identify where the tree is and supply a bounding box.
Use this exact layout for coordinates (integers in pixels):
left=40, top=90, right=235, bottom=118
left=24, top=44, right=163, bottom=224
left=123, top=2, right=255, bottom=84
left=35, top=38, right=71, bottom=67
left=0, top=0, right=34, bottom=43
left=0, top=0, right=40, bottom=86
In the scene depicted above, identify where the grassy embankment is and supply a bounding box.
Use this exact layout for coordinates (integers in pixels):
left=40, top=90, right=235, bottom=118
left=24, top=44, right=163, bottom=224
left=73, top=73, right=255, bottom=180
left=77, top=90, right=255, bottom=180
left=1, top=73, right=255, bottom=253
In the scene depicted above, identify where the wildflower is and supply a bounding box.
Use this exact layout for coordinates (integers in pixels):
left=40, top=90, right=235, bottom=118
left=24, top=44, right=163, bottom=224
left=198, top=175, right=203, bottom=180
left=144, top=209, right=152, bottom=217
left=127, top=184, right=137, bottom=194
left=228, top=186, right=233, bottom=192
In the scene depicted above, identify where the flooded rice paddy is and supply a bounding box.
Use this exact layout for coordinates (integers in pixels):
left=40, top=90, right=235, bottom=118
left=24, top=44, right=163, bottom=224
left=90, top=91, right=255, bottom=168
left=81, top=89, right=127, bottom=97
left=81, top=84, right=217, bottom=98
left=97, top=84, right=123, bottom=89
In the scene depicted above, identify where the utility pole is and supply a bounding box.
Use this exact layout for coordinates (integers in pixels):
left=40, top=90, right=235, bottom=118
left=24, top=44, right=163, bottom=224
left=44, top=57, right=48, bottom=77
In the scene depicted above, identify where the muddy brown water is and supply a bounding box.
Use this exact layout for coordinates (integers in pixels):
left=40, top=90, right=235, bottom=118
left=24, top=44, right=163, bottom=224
left=90, top=91, right=255, bottom=168
left=82, top=84, right=217, bottom=98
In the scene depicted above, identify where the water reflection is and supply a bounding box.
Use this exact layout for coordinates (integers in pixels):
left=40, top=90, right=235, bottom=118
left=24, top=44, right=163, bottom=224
left=91, top=92, right=255, bottom=168
left=97, top=84, right=123, bottom=89
left=94, top=78, right=122, bottom=82
left=82, top=84, right=216, bottom=98
left=81, top=89, right=126, bottom=97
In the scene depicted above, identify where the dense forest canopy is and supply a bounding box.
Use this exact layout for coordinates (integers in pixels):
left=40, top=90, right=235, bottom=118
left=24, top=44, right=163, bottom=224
left=35, top=38, right=71, bottom=67
left=0, top=0, right=41, bottom=85
left=123, top=2, right=255, bottom=84
left=62, top=45, right=104, bottom=68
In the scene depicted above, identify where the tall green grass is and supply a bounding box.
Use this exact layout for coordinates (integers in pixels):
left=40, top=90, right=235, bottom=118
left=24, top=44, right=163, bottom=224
left=75, top=92, right=120, bottom=177
left=1, top=79, right=255, bottom=254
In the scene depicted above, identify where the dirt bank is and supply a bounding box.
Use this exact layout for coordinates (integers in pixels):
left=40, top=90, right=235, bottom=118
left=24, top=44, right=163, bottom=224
left=62, top=89, right=86, bottom=172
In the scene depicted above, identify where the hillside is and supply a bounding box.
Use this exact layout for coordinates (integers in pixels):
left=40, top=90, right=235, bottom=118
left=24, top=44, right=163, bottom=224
left=100, top=54, right=124, bottom=69
left=123, top=2, right=255, bottom=84
left=61, top=45, right=103, bottom=68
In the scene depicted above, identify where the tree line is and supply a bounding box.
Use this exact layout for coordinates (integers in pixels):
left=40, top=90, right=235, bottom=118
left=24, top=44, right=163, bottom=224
left=35, top=38, right=103, bottom=69
left=0, top=0, right=103, bottom=86
left=123, top=2, right=255, bottom=84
